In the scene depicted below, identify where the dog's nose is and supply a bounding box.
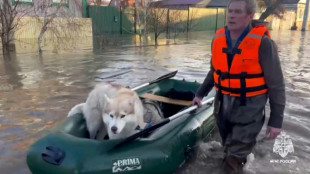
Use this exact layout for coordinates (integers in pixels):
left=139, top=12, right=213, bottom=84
left=111, top=126, right=118, bottom=133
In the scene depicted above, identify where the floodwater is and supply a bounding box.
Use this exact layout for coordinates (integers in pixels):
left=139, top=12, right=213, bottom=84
left=0, top=31, right=309, bottom=174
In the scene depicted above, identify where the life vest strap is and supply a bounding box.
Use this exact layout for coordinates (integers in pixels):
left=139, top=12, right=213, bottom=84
left=240, top=72, right=247, bottom=106
left=222, top=47, right=242, bottom=55
left=214, top=83, right=268, bottom=94
left=216, top=70, right=264, bottom=80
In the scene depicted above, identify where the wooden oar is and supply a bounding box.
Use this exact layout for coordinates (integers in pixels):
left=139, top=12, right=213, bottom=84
left=95, top=69, right=132, bottom=80
left=112, top=97, right=215, bottom=149
left=141, top=93, right=192, bottom=106
left=131, top=70, right=178, bottom=91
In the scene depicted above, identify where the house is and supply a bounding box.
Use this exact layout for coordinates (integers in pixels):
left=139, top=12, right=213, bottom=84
left=294, top=0, right=310, bottom=30
left=265, top=0, right=309, bottom=30
left=149, top=0, right=212, bottom=9
left=87, top=0, right=111, bottom=6
left=205, top=0, right=309, bottom=30
left=120, top=0, right=144, bottom=7
left=163, top=0, right=212, bottom=7
left=0, top=0, right=92, bottom=53
left=11, top=0, right=84, bottom=18
left=87, top=0, right=144, bottom=7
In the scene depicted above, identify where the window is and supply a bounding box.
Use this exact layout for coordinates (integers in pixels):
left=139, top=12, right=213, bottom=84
left=52, top=0, right=69, bottom=7
left=12, top=0, right=34, bottom=5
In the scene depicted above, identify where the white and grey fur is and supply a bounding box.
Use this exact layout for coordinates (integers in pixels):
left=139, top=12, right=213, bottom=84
left=67, top=83, right=145, bottom=140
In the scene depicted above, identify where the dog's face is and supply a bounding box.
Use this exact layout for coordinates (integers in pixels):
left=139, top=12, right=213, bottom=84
left=103, top=94, right=138, bottom=136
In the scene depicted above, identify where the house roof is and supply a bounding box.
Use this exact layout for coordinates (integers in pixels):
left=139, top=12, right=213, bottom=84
left=87, top=0, right=111, bottom=6
left=282, top=0, right=300, bottom=4
left=206, top=0, right=300, bottom=8
left=151, top=0, right=301, bottom=9
left=206, top=0, right=229, bottom=8
left=163, top=0, right=203, bottom=5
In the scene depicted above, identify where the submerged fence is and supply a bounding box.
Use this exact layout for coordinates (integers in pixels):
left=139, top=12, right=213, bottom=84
left=12, top=17, right=92, bottom=53
left=89, top=6, right=227, bottom=36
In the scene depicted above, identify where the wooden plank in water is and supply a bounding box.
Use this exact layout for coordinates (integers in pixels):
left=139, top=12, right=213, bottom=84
left=141, top=93, right=192, bottom=106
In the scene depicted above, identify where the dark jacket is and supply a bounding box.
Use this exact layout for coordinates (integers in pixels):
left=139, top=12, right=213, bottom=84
left=196, top=24, right=285, bottom=128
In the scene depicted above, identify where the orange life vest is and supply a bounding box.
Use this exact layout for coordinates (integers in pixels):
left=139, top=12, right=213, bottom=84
left=212, top=26, right=269, bottom=103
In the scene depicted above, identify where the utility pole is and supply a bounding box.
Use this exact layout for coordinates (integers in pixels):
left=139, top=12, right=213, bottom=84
left=302, top=0, right=310, bottom=31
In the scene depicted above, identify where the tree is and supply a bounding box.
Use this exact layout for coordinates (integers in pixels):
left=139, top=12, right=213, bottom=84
left=258, top=0, right=287, bottom=21
left=134, top=1, right=145, bottom=45
left=168, top=9, right=186, bottom=43
left=186, top=8, right=199, bottom=36
left=0, top=0, right=32, bottom=59
left=34, top=0, right=83, bottom=54
left=146, top=2, right=168, bottom=46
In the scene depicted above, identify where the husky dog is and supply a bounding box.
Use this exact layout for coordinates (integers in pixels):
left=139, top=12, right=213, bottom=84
left=68, top=83, right=145, bottom=140
left=103, top=89, right=145, bottom=139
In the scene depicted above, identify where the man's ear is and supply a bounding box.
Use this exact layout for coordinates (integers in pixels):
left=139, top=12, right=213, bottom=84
left=250, top=13, right=255, bottom=20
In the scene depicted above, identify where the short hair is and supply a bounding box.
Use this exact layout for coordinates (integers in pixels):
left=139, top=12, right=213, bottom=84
left=228, top=0, right=257, bottom=14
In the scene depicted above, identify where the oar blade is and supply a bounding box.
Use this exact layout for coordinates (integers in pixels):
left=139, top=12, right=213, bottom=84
left=149, top=70, right=178, bottom=84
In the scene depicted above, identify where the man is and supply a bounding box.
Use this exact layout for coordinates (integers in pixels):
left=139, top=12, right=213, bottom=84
left=193, top=0, right=285, bottom=173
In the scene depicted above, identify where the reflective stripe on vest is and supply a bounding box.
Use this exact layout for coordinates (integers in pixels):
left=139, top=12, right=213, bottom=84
left=212, top=26, right=269, bottom=100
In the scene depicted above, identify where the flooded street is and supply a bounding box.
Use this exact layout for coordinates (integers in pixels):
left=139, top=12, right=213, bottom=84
left=0, top=31, right=309, bottom=174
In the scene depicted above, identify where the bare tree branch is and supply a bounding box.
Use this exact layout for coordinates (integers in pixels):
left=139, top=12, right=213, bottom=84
left=35, top=0, right=85, bottom=53
left=0, top=0, right=33, bottom=59
left=258, top=0, right=286, bottom=21
left=146, top=2, right=168, bottom=45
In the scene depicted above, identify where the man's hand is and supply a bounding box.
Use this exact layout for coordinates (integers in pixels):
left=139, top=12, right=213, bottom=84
left=266, top=126, right=281, bottom=140
left=192, top=97, right=202, bottom=107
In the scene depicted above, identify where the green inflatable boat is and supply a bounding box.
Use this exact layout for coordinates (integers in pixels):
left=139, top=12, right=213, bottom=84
left=27, top=71, right=215, bottom=174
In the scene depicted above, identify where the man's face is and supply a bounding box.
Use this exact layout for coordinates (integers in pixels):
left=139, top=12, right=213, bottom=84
left=227, top=1, right=254, bottom=32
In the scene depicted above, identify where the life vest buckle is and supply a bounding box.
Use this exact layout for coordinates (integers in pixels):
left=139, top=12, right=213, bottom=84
left=241, top=72, right=247, bottom=78
left=221, top=73, right=229, bottom=80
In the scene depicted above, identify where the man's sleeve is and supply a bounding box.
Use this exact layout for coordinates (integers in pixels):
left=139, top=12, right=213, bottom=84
left=195, top=58, right=215, bottom=98
left=259, top=36, right=286, bottom=128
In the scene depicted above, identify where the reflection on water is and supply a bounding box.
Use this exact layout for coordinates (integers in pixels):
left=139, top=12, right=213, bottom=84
left=14, top=37, right=93, bottom=54
left=0, top=31, right=309, bottom=174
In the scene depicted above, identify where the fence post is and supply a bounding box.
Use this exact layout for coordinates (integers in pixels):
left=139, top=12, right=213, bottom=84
left=215, top=8, right=218, bottom=32
left=134, top=3, right=137, bottom=34
left=167, top=9, right=170, bottom=39
left=120, top=6, right=123, bottom=34
left=224, top=9, right=227, bottom=26
left=187, top=5, right=190, bottom=33
left=302, top=0, right=310, bottom=31
left=83, top=0, right=88, bottom=18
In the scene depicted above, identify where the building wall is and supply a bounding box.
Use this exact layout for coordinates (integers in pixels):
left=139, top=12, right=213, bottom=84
left=268, top=11, right=297, bottom=30
left=296, top=3, right=310, bottom=30
left=12, top=0, right=83, bottom=18
left=189, top=8, right=226, bottom=31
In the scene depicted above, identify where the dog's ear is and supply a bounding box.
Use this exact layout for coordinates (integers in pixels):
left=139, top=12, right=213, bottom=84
left=104, top=94, right=111, bottom=103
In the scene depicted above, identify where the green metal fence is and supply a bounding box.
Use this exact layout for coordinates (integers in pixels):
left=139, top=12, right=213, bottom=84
left=88, top=6, right=226, bottom=36
left=89, top=6, right=135, bottom=35
left=89, top=6, right=121, bottom=35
